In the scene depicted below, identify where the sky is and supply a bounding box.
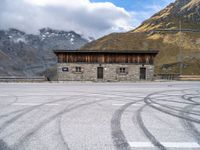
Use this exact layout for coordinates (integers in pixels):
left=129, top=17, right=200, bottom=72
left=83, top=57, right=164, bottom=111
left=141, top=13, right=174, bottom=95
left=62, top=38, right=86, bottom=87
left=0, top=0, right=175, bottom=38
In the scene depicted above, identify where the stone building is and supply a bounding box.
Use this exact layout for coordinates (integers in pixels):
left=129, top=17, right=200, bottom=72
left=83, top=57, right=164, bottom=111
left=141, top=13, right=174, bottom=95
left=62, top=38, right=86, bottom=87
left=54, top=50, right=158, bottom=81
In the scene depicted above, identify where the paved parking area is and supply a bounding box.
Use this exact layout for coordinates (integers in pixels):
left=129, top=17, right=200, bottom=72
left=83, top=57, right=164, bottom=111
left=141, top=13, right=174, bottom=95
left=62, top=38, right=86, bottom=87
left=0, top=81, right=200, bottom=150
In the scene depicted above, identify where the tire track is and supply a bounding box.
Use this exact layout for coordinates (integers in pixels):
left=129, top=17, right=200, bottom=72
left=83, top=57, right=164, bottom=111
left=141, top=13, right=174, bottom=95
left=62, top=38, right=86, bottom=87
left=0, top=95, right=82, bottom=134
left=1, top=91, right=139, bottom=150
left=0, top=139, right=11, bottom=150
left=144, top=91, right=200, bottom=125
left=0, top=96, right=18, bottom=111
left=0, top=107, right=34, bottom=120
left=1, top=88, right=199, bottom=150
left=181, top=104, right=200, bottom=144
left=136, top=105, right=167, bottom=150
left=152, top=98, right=194, bottom=105
left=111, top=90, right=181, bottom=150
left=146, top=98, right=200, bottom=116
left=136, top=90, right=200, bottom=150
left=0, top=94, right=97, bottom=121
left=181, top=94, right=200, bottom=104
left=0, top=95, right=91, bottom=150
left=180, top=93, right=200, bottom=145
left=145, top=97, right=200, bottom=124
left=58, top=115, right=70, bottom=150
left=12, top=98, right=109, bottom=150
left=12, top=93, right=140, bottom=150
left=111, top=100, right=142, bottom=150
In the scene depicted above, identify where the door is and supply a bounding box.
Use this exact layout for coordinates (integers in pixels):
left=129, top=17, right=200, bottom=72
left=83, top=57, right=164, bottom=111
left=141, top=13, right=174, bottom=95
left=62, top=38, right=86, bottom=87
left=97, top=67, right=103, bottom=79
left=140, top=67, right=146, bottom=80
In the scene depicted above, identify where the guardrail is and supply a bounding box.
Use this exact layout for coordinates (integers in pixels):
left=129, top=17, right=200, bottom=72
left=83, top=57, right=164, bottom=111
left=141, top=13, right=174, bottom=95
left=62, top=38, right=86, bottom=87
left=0, top=76, right=46, bottom=82
left=156, top=74, right=200, bottom=81
left=179, top=75, right=200, bottom=81
left=156, top=74, right=180, bottom=80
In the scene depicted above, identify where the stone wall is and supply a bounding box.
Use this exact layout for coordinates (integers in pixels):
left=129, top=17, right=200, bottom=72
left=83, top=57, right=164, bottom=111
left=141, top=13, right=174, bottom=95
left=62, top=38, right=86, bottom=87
left=57, top=63, right=155, bottom=81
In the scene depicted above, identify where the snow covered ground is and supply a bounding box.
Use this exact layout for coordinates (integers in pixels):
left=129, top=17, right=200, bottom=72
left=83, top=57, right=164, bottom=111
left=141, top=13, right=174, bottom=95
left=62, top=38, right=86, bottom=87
left=0, top=81, right=200, bottom=150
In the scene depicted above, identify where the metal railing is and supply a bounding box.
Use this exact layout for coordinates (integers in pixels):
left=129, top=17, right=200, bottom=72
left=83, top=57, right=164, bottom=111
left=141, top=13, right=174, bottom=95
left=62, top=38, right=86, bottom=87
left=0, top=76, right=46, bottom=82
left=156, top=74, right=180, bottom=80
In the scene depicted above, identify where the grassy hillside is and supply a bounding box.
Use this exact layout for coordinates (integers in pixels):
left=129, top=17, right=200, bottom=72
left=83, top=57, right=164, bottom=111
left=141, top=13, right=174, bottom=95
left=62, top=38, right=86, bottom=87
left=81, top=0, right=200, bottom=75
left=82, top=31, right=200, bottom=74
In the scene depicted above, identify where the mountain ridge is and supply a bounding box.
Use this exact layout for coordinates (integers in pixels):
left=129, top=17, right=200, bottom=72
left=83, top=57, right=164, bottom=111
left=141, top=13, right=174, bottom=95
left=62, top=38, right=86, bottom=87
left=0, top=28, right=89, bottom=76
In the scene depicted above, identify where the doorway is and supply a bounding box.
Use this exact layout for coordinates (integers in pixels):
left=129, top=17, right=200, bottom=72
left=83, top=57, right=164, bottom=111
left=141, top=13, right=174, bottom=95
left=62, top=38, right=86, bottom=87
left=140, top=67, right=146, bottom=80
left=97, top=67, right=103, bottom=79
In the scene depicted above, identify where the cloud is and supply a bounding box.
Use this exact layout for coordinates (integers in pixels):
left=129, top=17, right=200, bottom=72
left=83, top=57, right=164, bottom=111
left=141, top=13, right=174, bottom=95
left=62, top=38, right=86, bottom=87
left=0, top=0, right=133, bottom=38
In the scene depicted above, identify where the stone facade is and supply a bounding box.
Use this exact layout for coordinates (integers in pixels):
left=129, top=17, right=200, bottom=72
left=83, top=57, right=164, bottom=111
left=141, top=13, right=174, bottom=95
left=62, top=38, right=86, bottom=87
left=57, top=63, right=154, bottom=81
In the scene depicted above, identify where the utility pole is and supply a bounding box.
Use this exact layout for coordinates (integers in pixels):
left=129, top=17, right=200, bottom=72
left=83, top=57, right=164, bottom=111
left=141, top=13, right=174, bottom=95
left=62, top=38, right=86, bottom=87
left=179, top=20, right=183, bottom=76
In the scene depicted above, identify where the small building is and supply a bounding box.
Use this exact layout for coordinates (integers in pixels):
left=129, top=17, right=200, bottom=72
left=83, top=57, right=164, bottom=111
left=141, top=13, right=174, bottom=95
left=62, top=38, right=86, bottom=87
left=54, top=50, right=158, bottom=81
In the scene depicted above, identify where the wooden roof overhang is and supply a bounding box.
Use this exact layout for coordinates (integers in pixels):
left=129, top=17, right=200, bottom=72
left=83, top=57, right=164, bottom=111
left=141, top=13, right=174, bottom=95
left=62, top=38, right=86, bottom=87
left=53, top=50, right=159, bottom=55
left=53, top=50, right=159, bottom=64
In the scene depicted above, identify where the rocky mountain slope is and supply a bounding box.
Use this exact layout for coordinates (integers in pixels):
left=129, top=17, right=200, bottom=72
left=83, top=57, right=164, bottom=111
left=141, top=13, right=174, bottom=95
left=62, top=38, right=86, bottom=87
left=0, top=28, right=88, bottom=76
left=81, top=0, right=200, bottom=75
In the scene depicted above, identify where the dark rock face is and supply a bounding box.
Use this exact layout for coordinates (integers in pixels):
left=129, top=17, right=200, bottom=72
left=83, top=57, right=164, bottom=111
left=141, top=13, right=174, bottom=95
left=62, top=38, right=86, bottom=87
left=175, top=0, right=191, bottom=8
left=170, top=0, right=200, bottom=24
left=0, top=28, right=88, bottom=76
left=139, top=0, right=200, bottom=31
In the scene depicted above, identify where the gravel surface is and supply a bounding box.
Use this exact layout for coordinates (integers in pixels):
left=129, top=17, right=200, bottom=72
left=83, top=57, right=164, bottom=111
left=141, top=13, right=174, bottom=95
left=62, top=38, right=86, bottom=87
left=0, top=81, right=200, bottom=150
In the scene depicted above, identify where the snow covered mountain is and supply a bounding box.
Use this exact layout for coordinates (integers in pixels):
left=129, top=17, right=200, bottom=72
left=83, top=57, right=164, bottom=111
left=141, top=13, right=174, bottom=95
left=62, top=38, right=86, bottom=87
left=0, top=28, right=89, bottom=76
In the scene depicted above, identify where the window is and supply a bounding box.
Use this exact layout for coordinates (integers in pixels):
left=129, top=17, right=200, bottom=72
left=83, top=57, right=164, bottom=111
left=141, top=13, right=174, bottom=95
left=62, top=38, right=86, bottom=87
left=117, top=67, right=128, bottom=74
left=120, top=67, right=126, bottom=73
left=75, top=67, right=82, bottom=73
left=72, top=67, right=83, bottom=74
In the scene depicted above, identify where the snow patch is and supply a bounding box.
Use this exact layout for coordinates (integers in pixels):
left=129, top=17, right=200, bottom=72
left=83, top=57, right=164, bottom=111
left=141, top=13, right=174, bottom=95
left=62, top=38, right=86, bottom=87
left=70, top=38, right=74, bottom=42
left=70, top=38, right=74, bottom=44
left=10, top=37, right=27, bottom=43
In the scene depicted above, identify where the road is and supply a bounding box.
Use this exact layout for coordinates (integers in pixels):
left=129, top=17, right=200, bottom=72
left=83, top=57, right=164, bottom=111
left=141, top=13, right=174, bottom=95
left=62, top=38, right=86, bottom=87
left=0, top=81, right=200, bottom=150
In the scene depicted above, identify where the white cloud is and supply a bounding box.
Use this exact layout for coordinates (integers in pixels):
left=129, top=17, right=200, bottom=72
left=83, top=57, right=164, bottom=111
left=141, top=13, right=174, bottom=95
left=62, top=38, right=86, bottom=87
left=0, top=0, right=133, bottom=38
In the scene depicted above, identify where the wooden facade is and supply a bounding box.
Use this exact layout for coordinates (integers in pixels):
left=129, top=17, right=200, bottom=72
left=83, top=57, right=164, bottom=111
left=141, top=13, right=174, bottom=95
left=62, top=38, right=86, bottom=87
left=54, top=50, right=158, bottom=64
